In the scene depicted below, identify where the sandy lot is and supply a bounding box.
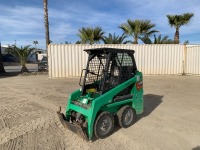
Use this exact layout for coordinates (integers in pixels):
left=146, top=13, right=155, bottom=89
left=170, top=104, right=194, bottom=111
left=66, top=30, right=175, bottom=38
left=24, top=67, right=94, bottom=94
left=0, top=75, right=200, bottom=150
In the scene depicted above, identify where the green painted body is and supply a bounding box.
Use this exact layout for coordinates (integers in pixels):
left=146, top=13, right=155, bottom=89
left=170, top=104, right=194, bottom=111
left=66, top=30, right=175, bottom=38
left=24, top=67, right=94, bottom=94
left=65, top=71, right=143, bottom=140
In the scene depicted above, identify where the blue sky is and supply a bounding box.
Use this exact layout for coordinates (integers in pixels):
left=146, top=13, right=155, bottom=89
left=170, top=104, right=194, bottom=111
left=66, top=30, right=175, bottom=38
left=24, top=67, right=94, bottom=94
left=0, top=0, right=199, bottom=49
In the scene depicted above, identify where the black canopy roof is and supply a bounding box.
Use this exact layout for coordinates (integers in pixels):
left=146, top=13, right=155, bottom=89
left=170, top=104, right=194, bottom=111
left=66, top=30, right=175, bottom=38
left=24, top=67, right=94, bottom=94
left=84, top=47, right=135, bottom=54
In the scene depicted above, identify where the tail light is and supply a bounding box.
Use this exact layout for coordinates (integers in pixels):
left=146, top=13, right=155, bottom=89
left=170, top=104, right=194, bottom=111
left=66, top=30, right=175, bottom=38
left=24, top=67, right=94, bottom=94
left=136, top=81, right=143, bottom=91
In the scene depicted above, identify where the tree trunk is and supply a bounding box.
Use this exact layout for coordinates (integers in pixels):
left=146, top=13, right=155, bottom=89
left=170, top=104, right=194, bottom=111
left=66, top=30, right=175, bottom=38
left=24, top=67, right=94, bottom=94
left=133, top=34, right=138, bottom=44
left=43, top=0, right=50, bottom=50
left=21, top=65, right=29, bottom=73
left=133, top=38, right=138, bottom=44
left=174, top=28, right=179, bottom=44
left=0, top=43, right=6, bottom=74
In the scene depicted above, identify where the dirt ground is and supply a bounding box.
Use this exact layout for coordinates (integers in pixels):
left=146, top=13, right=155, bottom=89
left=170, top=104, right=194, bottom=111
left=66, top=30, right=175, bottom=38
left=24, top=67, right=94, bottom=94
left=0, top=74, right=200, bottom=150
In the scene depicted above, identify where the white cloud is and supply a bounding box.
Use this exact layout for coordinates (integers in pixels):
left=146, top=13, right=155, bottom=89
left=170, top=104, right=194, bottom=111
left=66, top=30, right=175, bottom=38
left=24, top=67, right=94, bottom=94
left=0, top=0, right=200, bottom=48
left=118, top=0, right=200, bottom=43
left=0, top=4, right=45, bottom=47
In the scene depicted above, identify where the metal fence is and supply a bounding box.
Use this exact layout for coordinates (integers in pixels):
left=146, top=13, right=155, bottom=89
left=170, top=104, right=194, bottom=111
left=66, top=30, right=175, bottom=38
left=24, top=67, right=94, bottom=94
left=187, top=46, right=200, bottom=75
left=48, top=44, right=200, bottom=78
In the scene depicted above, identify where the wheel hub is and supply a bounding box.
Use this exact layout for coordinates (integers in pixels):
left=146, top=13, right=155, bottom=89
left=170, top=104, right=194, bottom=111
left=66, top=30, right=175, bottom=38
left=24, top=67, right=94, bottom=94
left=124, top=110, right=132, bottom=123
left=100, top=119, right=110, bottom=132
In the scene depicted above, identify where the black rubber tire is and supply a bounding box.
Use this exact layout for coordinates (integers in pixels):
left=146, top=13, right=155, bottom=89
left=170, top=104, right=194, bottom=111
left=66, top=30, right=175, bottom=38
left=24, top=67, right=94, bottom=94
left=117, top=105, right=136, bottom=128
left=94, top=111, right=114, bottom=139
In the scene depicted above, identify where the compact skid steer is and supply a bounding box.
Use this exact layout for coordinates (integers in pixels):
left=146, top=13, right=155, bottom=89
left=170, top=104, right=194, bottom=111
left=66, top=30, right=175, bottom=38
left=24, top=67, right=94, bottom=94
left=57, top=48, right=143, bottom=140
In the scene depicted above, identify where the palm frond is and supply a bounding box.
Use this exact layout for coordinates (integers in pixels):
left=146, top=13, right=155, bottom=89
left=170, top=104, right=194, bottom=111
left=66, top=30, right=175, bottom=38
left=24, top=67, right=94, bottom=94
left=102, top=33, right=129, bottom=44
left=77, top=27, right=105, bottom=44
left=167, top=13, right=194, bottom=28
left=120, top=19, right=158, bottom=44
left=5, top=45, right=36, bottom=66
left=153, top=34, right=174, bottom=44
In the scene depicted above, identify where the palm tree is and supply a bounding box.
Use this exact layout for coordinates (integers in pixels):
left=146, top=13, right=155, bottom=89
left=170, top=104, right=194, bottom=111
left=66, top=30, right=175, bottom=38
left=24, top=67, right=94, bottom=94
left=184, top=40, right=189, bottom=45
left=140, top=36, right=152, bottom=44
left=141, top=34, right=174, bottom=44
left=77, top=27, right=105, bottom=44
left=167, top=13, right=194, bottom=44
left=119, top=19, right=158, bottom=44
left=6, top=45, right=36, bottom=73
left=43, top=0, right=50, bottom=50
left=0, top=42, right=6, bottom=74
left=33, top=41, right=39, bottom=47
left=33, top=41, right=39, bottom=62
left=33, top=40, right=39, bottom=53
left=102, top=33, right=131, bottom=44
left=64, top=41, right=71, bottom=44
left=75, top=41, right=81, bottom=44
left=154, top=35, right=174, bottom=44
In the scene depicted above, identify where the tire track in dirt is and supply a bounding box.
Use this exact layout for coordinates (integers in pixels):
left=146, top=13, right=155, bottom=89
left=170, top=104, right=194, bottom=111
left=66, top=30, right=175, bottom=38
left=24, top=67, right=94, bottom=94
left=0, top=97, right=26, bottom=107
left=2, top=109, right=50, bottom=129
left=0, top=114, right=56, bottom=145
left=5, top=86, right=63, bottom=112
left=0, top=119, right=5, bottom=131
left=0, top=102, right=48, bottom=119
left=0, top=84, right=71, bottom=149
left=0, top=100, right=29, bottom=111
left=1, top=122, right=69, bottom=150
left=0, top=101, right=51, bottom=133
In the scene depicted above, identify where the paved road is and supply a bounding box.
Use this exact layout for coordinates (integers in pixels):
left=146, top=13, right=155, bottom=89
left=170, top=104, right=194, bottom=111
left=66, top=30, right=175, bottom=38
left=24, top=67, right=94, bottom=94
left=4, top=65, right=38, bottom=72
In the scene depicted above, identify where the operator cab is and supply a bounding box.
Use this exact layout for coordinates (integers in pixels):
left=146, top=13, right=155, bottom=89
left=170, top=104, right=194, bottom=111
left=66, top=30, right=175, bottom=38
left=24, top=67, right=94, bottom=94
left=79, top=48, right=137, bottom=95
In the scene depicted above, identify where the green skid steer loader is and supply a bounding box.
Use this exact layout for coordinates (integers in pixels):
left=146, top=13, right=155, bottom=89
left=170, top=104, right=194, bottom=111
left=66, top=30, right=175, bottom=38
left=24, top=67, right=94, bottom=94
left=57, top=48, right=143, bottom=140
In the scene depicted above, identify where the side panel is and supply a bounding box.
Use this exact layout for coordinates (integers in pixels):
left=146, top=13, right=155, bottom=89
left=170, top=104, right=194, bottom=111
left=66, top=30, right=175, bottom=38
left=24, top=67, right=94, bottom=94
left=100, top=99, right=133, bottom=113
left=132, top=72, right=143, bottom=114
left=65, top=89, right=81, bottom=120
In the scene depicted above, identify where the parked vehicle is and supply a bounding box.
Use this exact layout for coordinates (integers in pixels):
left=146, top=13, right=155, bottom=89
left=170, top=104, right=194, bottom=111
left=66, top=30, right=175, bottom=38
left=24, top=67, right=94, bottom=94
left=57, top=48, right=143, bottom=140
left=38, top=56, right=47, bottom=71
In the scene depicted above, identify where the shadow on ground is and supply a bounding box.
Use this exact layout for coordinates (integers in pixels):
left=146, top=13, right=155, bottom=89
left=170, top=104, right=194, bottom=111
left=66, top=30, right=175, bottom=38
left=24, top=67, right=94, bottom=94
left=192, top=146, right=200, bottom=150
left=0, top=72, right=21, bottom=78
left=0, top=71, right=48, bottom=79
left=92, top=94, right=163, bottom=142
left=139, top=94, right=163, bottom=118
